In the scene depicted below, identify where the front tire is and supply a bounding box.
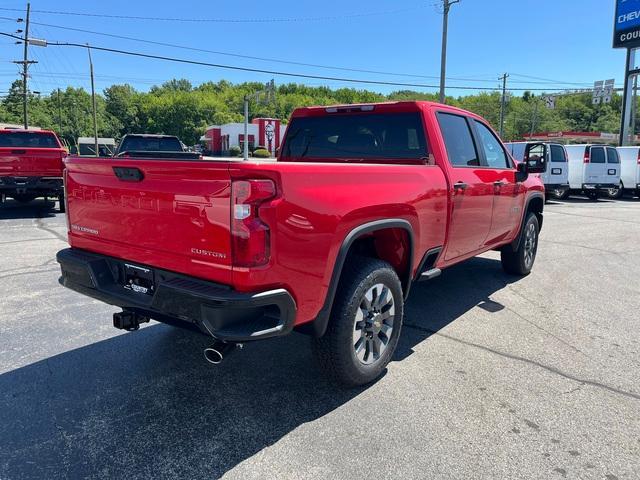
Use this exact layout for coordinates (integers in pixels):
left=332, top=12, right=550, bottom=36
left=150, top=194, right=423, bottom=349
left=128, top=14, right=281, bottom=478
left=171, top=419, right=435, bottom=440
left=312, top=257, right=403, bottom=386
left=501, top=213, right=539, bottom=276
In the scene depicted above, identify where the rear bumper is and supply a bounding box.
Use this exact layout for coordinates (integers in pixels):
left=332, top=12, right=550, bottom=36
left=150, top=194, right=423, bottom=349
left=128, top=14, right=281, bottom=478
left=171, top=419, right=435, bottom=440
left=582, top=183, right=617, bottom=190
left=56, top=248, right=296, bottom=342
left=0, top=176, right=63, bottom=196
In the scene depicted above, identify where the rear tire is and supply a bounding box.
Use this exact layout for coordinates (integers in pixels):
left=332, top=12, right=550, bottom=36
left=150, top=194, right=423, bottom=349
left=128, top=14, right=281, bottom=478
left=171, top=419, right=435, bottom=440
left=312, top=257, right=403, bottom=386
left=501, top=213, right=539, bottom=276
left=552, top=188, right=569, bottom=200
left=607, top=183, right=624, bottom=199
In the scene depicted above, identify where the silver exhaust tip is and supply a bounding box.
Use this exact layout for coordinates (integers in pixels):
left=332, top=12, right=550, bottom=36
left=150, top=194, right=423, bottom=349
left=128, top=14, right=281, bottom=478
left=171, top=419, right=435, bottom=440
left=204, top=347, right=224, bottom=365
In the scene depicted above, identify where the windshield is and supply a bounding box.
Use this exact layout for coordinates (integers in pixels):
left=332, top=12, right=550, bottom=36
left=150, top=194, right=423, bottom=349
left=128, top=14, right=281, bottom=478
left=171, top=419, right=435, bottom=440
left=0, top=131, right=61, bottom=148
left=281, top=112, right=427, bottom=161
left=119, top=136, right=183, bottom=152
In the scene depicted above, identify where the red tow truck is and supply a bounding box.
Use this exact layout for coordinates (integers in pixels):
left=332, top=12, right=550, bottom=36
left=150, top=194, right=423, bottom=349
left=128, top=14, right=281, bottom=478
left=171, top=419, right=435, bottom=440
left=0, top=129, right=67, bottom=211
left=56, top=101, right=546, bottom=385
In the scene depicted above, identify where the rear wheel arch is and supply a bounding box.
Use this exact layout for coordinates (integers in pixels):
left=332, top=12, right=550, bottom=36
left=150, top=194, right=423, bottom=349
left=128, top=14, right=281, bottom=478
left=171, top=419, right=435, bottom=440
left=510, top=193, right=544, bottom=251
left=303, top=219, right=414, bottom=338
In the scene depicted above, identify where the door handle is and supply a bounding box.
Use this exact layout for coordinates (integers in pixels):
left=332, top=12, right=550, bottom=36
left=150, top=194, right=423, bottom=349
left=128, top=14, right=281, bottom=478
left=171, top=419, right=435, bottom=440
left=493, top=180, right=506, bottom=187
left=453, top=181, right=468, bottom=191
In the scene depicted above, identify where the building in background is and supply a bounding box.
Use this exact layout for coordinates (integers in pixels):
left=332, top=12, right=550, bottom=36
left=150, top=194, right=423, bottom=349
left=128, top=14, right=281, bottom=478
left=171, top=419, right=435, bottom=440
left=203, top=118, right=287, bottom=156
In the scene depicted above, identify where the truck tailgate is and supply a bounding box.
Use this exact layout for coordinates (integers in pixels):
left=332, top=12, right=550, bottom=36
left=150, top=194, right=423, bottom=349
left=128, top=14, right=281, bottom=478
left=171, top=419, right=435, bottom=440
left=0, top=148, right=66, bottom=177
left=65, top=157, right=234, bottom=285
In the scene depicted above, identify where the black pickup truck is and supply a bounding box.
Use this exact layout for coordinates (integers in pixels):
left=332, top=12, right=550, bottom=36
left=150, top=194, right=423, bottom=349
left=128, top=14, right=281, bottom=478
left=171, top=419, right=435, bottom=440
left=114, top=134, right=200, bottom=160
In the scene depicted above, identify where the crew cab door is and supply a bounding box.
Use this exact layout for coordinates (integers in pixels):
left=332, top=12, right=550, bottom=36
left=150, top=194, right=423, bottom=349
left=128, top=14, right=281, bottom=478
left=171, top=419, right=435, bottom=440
left=470, top=119, right=522, bottom=245
left=436, top=112, right=493, bottom=261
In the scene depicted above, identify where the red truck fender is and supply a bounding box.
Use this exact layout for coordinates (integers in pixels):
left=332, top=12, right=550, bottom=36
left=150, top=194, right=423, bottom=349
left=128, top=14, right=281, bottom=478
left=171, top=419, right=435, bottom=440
left=507, top=192, right=545, bottom=252
left=301, top=218, right=415, bottom=338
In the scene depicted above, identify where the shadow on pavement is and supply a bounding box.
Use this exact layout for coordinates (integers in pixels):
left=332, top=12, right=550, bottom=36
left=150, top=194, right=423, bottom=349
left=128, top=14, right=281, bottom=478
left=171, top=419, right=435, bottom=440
left=0, top=199, right=60, bottom=220
left=0, top=257, right=516, bottom=479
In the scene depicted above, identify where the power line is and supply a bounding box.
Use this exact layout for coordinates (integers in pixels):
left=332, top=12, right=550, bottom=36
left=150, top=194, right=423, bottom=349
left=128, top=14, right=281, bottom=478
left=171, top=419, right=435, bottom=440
left=1, top=16, right=619, bottom=89
left=0, top=32, right=604, bottom=93
left=0, top=6, right=422, bottom=23
left=16, top=18, right=513, bottom=84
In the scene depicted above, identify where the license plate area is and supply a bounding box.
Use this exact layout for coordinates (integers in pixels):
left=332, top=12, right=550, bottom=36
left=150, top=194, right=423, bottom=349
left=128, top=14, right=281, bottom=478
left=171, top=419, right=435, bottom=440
left=123, top=263, right=155, bottom=295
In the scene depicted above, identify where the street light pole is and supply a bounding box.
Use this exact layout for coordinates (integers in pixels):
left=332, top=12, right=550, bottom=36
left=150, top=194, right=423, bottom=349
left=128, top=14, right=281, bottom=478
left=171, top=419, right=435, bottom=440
left=86, top=45, right=99, bottom=157
left=439, top=0, right=459, bottom=104
left=499, top=73, right=509, bottom=138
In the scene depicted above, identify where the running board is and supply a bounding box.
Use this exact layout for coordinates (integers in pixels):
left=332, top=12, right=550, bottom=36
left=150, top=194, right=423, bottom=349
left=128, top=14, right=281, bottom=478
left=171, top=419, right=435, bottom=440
left=419, top=268, right=442, bottom=281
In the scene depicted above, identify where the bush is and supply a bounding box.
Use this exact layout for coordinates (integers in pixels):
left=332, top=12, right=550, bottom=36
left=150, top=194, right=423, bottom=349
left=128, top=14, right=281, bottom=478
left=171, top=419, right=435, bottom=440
left=252, top=148, right=271, bottom=158
left=229, top=145, right=242, bottom=157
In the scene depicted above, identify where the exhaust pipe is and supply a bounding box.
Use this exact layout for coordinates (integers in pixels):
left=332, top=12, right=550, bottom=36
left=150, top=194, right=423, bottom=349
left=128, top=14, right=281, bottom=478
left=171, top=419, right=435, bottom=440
left=204, top=342, right=242, bottom=365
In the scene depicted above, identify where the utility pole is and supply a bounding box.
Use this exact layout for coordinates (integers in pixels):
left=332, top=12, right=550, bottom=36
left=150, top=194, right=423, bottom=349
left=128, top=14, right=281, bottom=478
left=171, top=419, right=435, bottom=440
left=87, top=45, right=98, bottom=157
left=242, top=80, right=276, bottom=160
left=529, top=100, right=539, bottom=138
left=439, top=0, right=459, bottom=104
left=243, top=95, right=249, bottom=160
left=57, top=88, right=63, bottom=135
left=499, top=73, right=509, bottom=138
left=13, top=3, right=36, bottom=129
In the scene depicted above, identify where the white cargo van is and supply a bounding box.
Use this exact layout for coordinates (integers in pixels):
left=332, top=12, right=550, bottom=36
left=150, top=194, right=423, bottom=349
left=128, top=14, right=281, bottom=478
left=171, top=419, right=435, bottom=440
left=564, top=144, right=621, bottom=199
left=611, top=147, right=640, bottom=198
left=505, top=142, right=569, bottom=198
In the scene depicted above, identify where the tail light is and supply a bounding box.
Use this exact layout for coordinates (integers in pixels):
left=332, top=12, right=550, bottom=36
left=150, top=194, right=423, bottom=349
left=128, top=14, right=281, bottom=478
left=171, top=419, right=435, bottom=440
left=637, top=149, right=640, bottom=164
left=231, top=179, right=276, bottom=267
left=583, top=148, right=590, bottom=164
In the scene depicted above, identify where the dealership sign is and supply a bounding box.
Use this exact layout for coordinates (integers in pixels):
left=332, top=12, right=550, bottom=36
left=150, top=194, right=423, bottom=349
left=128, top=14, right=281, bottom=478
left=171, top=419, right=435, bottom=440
left=614, top=0, right=640, bottom=48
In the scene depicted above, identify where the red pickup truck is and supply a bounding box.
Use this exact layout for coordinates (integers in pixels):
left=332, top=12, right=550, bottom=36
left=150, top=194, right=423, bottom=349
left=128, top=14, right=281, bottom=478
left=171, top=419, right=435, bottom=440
left=56, top=101, right=545, bottom=385
left=0, top=129, right=67, bottom=211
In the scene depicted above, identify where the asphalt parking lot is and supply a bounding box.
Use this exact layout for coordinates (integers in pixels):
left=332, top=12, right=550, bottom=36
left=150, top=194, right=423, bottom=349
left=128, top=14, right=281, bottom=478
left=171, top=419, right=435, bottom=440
left=0, top=197, right=639, bottom=480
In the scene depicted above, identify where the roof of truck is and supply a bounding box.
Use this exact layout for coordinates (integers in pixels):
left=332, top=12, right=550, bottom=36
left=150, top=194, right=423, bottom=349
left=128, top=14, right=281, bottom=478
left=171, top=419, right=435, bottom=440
left=291, top=101, right=480, bottom=118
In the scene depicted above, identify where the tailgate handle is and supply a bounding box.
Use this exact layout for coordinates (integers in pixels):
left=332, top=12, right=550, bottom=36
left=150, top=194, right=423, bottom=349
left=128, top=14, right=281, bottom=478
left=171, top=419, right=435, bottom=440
left=113, top=166, right=144, bottom=182
left=11, top=149, right=26, bottom=154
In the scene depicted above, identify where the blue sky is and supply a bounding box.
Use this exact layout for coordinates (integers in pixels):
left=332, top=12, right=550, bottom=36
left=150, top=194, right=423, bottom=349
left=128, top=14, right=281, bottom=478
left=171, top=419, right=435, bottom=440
left=0, top=0, right=630, bottom=97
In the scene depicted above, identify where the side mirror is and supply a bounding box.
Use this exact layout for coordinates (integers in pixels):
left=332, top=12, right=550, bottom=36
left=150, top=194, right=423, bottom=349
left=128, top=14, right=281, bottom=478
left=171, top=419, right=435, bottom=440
left=515, top=161, right=528, bottom=183
left=523, top=143, right=547, bottom=174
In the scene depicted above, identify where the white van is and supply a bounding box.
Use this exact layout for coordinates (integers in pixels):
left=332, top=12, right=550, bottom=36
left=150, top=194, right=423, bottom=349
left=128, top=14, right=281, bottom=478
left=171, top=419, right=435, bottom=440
left=77, top=137, right=116, bottom=157
left=564, top=144, right=621, bottom=199
left=505, top=142, right=569, bottom=198
left=611, top=147, right=640, bottom=198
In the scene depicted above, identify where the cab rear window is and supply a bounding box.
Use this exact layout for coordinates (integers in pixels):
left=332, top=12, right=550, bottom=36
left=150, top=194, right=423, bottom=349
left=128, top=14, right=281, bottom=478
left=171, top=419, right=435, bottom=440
left=281, top=113, right=427, bottom=160
left=0, top=132, right=60, bottom=148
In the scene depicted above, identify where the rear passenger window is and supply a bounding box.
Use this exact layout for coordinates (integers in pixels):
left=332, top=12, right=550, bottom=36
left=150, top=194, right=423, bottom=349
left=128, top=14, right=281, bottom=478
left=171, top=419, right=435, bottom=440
left=550, top=145, right=567, bottom=163
left=606, top=147, right=620, bottom=164
left=436, top=113, right=479, bottom=167
left=590, top=147, right=605, bottom=163
left=473, top=121, right=510, bottom=169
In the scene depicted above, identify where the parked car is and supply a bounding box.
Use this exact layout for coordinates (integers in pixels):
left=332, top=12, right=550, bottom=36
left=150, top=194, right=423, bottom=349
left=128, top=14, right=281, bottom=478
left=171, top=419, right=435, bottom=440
left=114, top=134, right=200, bottom=160
left=56, top=101, right=545, bottom=386
left=505, top=142, right=570, bottom=199
left=0, top=129, right=67, bottom=211
left=565, top=144, right=621, bottom=199
left=610, top=147, right=640, bottom=198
